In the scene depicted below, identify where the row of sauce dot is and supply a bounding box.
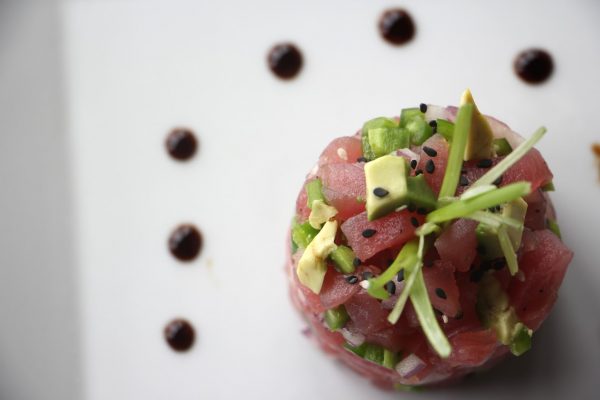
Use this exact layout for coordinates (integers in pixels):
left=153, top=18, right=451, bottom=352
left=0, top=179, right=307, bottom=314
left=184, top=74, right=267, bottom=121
left=160, top=6, right=554, bottom=354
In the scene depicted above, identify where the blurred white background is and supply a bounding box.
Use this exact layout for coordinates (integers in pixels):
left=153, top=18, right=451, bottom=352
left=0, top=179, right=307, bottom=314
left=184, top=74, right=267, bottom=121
left=1, top=1, right=599, bottom=399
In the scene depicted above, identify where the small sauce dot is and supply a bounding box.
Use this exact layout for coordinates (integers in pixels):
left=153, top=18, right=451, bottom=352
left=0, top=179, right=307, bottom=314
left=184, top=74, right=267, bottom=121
left=378, top=9, right=415, bottom=45
left=169, top=224, right=203, bottom=261
left=164, top=319, right=195, bottom=352
left=165, top=128, right=198, bottom=161
left=514, top=49, right=554, bottom=84
left=267, top=43, right=303, bottom=80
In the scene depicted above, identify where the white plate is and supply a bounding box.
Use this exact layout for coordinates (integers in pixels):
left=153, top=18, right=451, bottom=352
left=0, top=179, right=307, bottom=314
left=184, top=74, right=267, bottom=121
left=1, top=0, right=600, bottom=399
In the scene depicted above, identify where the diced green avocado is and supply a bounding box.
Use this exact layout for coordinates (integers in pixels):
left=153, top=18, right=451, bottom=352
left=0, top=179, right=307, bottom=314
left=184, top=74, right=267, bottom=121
left=296, top=220, right=338, bottom=294
left=436, top=119, right=454, bottom=142
left=476, top=274, right=533, bottom=356
left=400, top=107, right=433, bottom=145
left=493, top=138, right=513, bottom=156
left=476, top=197, right=528, bottom=260
left=308, top=199, right=338, bottom=229
left=365, top=155, right=409, bottom=221
left=460, top=89, right=495, bottom=161
left=361, top=117, right=398, bottom=161
left=329, top=245, right=356, bottom=274
left=541, top=181, right=555, bottom=192
left=406, top=175, right=437, bottom=211
left=324, top=306, right=349, bottom=331
left=367, top=126, right=410, bottom=158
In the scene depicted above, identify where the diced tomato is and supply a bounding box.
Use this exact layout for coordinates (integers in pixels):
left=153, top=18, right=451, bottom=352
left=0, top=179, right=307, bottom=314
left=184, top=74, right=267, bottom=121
left=415, top=134, right=449, bottom=196
left=434, top=219, right=478, bottom=272
left=422, top=260, right=460, bottom=318
left=319, top=163, right=366, bottom=221
left=340, top=210, right=420, bottom=261
left=318, top=136, right=363, bottom=166
left=508, top=230, right=573, bottom=330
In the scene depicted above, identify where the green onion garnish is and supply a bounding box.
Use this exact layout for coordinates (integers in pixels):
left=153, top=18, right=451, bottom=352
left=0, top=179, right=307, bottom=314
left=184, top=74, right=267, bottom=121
left=387, top=239, right=421, bottom=322
left=438, top=104, right=473, bottom=199
left=497, top=225, right=519, bottom=275
left=471, top=127, right=546, bottom=188
left=467, top=211, right=523, bottom=231
left=427, top=182, right=531, bottom=224
left=324, top=306, right=349, bottom=331
left=368, top=240, right=419, bottom=300
left=547, top=218, right=562, bottom=239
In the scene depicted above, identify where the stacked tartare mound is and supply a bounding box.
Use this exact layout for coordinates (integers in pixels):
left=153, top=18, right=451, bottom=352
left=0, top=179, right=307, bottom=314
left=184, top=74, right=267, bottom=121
left=287, top=91, right=573, bottom=389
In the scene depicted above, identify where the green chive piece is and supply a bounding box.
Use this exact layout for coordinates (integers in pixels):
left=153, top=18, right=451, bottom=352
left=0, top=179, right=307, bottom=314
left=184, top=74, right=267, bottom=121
left=427, top=182, right=531, bottom=224
left=471, top=127, right=546, bottom=188
left=368, top=240, right=419, bottom=300
left=436, top=119, right=454, bottom=142
left=291, top=221, right=320, bottom=249
left=410, top=267, right=452, bottom=358
left=498, top=225, right=519, bottom=275
left=541, top=181, right=555, bottom=192
left=493, top=138, right=513, bottom=156
left=467, top=211, right=523, bottom=231
left=387, top=238, right=423, bottom=323
left=439, top=104, right=474, bottom=199
left=306, top=179, right=325, bottom=210
left=324, top=306, right=349, bottom=331
left=547, top=218, right=562, bottom=239
left=510, top=323, right=533, bottom=356
left=329, top=245, right=357, bottom=274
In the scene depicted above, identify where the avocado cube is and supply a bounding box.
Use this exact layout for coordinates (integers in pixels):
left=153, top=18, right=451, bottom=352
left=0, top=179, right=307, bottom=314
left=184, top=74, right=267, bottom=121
left=460, top=89, right=495, bottom=161
left=365, top=155, right=409, bottom=221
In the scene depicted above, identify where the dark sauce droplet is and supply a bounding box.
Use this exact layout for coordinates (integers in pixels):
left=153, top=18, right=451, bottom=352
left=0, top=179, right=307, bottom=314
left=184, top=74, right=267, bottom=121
left=267, top=43, right=303, bottom=80
left=514, top=49, right=554, bottom=84
left=378, top=9, right=415, bottom=45
left=165, top=128, right=198, bottom=161
left=164, top=319, right=195, bottom=352
left=169, top=224, right=203, bottom=261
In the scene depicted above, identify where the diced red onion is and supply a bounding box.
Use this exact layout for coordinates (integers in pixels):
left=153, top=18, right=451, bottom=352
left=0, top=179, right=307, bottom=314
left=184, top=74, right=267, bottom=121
left=395, top=353, right=427, bottom=378
left=341, top=328, right=365, bottom=346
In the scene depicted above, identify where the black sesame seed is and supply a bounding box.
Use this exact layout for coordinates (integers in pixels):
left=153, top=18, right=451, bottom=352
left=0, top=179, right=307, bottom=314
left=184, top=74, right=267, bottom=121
left=362, top=229, right=376, bottom=238
left=425, top=259, right=434, bottom=268
left=408, top=203, right=416, bottom=212
left=362, top=271, right=374, bottom=280
left=357, top=156, right=368, bottom=163
left=387, top=258, right=395, bottom=267
left=346, top=275, right=359, bottom=284
left=410, top=159, right=417, bottom=169
left=419, top=103, right=428, bottom=113
left=410, top=217, right=419, bottom=227
left=425, top=159, right=435, bottom=174
left=492, top=258, right=506, bottom=270
left=477, top=159, right=493, bottom=168
left=459, top=175, right=469, bottom=186
left=493, top=175, right=503, bottom=186
left=417, top=207, right=427, bottom=215
left=435, top=288, right=447, bottom=299
left=539, top=288, right=544, bottom=293
left=353, top=257, right=362, bottom=267
left=429, top=120, right=437, bottom=128
left=373, top=187, right=389, bottom=198
left=385, top=281, right=396, bottom=295
left=422, top=146, right=437, bottom=157
left=476, top=245, right=487, bottom=255
left=397, top=270, right=405, bottom=282
left=415, top=169, right=423, bottom=176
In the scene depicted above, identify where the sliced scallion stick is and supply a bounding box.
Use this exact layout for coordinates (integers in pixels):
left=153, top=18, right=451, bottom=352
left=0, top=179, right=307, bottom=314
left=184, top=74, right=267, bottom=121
left=498, top=225, right=519, bottom=275
left=467, top=210, right=523, bottom=231
left=438, top=104, right=473, bottom=199
left=471, top=127, right=546, bottom=188
left=368, top=240, right=419, bottom=300
left=427, top=182, right=531, bottom=224
left=387, top=237, right=424, bottom=324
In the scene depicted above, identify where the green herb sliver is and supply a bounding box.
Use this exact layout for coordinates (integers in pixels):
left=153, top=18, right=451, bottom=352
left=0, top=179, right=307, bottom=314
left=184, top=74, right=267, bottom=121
left=471, top=127, right=546, bottom=188
left=427, top=182, right=531, bottom=224
left=467, top=210, right=523, bottom=231
left=368, top=240, right=419, bottom=300
left=497, top=225, right=519, bottom=275
left=438, top=103, right=473, bottom=199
